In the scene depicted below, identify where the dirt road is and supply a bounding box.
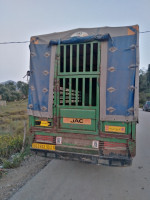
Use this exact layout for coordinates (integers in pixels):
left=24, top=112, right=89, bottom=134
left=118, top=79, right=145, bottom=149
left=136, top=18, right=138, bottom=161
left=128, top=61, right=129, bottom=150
left=9, top=110, right=150, bottom=200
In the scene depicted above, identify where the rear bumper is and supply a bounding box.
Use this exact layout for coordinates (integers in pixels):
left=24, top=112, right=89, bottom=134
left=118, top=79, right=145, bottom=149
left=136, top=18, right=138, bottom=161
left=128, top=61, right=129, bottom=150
left=31, top=148, right=132, bottom=167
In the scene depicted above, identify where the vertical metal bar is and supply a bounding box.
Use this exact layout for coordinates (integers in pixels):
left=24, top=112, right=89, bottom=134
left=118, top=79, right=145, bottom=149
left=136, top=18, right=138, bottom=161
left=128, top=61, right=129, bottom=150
left=63, top=78, right=65, bottom=106
left=69, top=78, right=72, bottom=105
left=54, top=48, right=57, bottom=114
left=76, top=78, right=78, bottom=106
left=59, top=79, right=61, bottom=105
left=70, top=45, right=72, bottom=73
left=57, top=79, right=60, bottom=106
left=58, top=45, right=60, bottom=74
left=82, top=78, right=85, bottom=106
left=53, top=46, right=59, bottom=128
left=90, top=43, right=93, bottom=72
left=83, top=44, right=86, bottom=73
left=64, top=45, right=66, bottom=73
left=96, top=77, right=99, bottom=107
left=89, top=78, right=92, bottom=106
left=97, top=42, right=100, bottom=72
left=76, top=44, right=79, bottom=73
left=96, top=77, right=100, bottom=132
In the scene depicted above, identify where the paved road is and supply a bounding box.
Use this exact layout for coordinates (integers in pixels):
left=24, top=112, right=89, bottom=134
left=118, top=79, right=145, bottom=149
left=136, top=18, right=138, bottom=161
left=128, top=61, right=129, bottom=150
left=10, top=110, right=150, bottom=200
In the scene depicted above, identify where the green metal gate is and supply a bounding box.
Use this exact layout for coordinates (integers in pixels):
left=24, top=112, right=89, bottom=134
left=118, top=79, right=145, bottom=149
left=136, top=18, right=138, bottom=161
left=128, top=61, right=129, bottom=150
left=55, top=42, right=100, bottom=135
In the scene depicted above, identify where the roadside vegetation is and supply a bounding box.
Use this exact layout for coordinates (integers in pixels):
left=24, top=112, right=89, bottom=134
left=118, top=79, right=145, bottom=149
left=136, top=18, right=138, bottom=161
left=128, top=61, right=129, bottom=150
left=0, top=81, right=28, bottom=101
left=0, top=100, right=30, bottom=173
left=139, top=65, right=150, bottom=107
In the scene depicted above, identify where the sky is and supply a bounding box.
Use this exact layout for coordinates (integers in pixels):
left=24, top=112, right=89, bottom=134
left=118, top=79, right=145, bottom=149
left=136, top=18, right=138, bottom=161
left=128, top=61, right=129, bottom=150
left=0, top=0, right=150, bottom=82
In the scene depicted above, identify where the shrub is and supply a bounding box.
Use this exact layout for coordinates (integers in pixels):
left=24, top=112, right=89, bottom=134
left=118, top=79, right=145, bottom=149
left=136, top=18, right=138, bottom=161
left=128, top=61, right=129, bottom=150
left=2, top=153, right=23, bottom=168
left=0, top=134, right=23, bottom=158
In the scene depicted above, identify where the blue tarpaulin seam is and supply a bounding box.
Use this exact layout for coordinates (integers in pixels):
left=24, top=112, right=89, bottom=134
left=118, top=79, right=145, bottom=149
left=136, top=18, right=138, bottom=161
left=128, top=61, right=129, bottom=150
left=48, top=34, right=112, bottom=46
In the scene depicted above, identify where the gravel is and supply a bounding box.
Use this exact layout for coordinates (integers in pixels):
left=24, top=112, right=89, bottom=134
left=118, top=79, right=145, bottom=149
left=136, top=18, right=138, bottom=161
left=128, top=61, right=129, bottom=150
left=0, top=153, right=51, bottom=200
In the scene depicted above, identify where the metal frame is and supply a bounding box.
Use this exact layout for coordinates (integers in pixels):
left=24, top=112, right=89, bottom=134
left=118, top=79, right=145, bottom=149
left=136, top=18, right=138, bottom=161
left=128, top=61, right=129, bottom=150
left=31, top=148, right=132, bottom=167
left=54, top=41, right=101, bottom=135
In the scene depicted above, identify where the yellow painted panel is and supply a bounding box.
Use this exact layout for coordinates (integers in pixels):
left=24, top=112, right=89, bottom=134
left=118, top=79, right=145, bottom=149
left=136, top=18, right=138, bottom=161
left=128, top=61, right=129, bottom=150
left=40, top=121, right=50, bottom=126
left=105, top=125, right=125, bottom=133
left=63, top=118, right=91, bottom=125
left=32, top=143, right=55, bottom=151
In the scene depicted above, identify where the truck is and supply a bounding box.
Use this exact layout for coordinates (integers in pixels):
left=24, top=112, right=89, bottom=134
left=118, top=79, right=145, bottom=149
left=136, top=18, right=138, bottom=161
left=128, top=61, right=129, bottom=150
left=28, top=25, right=139, bottom=166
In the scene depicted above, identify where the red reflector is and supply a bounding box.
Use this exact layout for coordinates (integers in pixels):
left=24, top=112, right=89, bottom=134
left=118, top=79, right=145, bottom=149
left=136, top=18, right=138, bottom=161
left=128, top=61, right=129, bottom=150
left=35, top=135, right=54, bottom=143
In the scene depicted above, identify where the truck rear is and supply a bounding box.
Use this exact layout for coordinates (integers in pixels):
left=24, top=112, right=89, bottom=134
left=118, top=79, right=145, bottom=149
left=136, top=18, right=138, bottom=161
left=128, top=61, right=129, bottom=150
left=28, top=25, right=139, bottom=166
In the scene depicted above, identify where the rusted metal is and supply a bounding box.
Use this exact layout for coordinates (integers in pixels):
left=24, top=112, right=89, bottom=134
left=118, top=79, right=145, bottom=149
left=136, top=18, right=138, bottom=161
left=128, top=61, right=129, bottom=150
left=53, top=78, right=58, bottom=92
left=53, top=115, right=57, bottom=130
left=128, top=139, right=136, bottom=157
left=34, top=135, right=56, bottom=144
left=99, top=140, right=129, bottom=157
left=100, top=132, right=131, bottom=139
left=62, top=137, right=92, bottom=147
left=31, top=148, right=132, bottom=166
left=30, top=126, right=99, bottom=140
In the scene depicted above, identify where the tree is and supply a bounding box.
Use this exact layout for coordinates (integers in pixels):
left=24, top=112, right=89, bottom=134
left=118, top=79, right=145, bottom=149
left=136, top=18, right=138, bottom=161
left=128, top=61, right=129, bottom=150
left=0, top=81, right=28, bottom=101
left=17, top=81, right=29, bottom=98
left=147, top=64, right=150, bottom=87
left=139, top=65, right=150, bottom=105
left=139, top=69, right=147, bottom=92
left=5, top=82, right=16, bottom=91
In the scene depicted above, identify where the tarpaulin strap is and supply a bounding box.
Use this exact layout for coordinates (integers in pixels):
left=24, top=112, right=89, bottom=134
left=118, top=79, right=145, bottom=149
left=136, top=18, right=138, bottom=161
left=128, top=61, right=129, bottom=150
left=128, top=86, right=135, bottom=91
left=107, top=107, right=116, bottom=113
left=128, top=64, right=138, bottom=69
left=128, top=107, right=134, bottom=114
left=124, top=44, right=137, bottom=51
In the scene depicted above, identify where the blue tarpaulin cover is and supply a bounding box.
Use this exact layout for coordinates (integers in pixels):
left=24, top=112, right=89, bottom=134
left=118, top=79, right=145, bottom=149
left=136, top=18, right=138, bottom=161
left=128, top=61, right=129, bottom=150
left=28, top=44, right=52, bottom=117
left=106, top=35, right=137, bottom=116
left=27, top=25, right=139, bottom=121
left=49, top=34, right=111, bottom=46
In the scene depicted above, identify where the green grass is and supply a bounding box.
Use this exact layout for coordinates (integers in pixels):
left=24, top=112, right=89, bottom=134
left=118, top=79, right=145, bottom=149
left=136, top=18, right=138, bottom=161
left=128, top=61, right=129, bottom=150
left=2, top=147, right=31, bottom=169
left=0, top=134, right=23, bottom=158
left=0, top=100, right=28, bottom=136
left=0, top=100, right=30, bottom=170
